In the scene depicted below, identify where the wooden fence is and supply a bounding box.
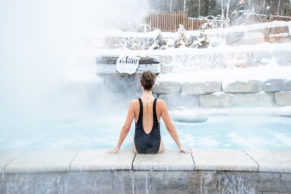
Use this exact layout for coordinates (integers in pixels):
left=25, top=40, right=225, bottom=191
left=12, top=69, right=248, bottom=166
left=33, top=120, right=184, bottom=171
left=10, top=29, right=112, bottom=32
left=144, top=11, right=189, bottom=32
left=187, top=18, right=205, bottom=31
left=143, top=11, right=291, bottom=32
left=143, top=11, right=224, bottom=31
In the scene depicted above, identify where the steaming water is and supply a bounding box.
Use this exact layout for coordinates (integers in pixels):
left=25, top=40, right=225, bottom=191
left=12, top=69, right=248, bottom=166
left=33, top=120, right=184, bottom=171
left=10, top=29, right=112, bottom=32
left=1, top=0, right=291, bottom=153
left=0, top=0, right=149, bottom=152
left=1, top=113, right=291, bottom=151
left=1, top=1, right=291, bottom=194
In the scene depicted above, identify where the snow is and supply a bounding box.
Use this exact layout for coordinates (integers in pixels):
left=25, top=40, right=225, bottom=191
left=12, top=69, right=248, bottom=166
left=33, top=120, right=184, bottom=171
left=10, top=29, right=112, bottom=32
left=82, top=42, right=291, bottom=57
left=270, top=33, right=289, bottom=38
left=156, top=63, right=291, bottom=84
left=204, top=21, right=291, bottom=36
left=81, top=20, right=291, bottom=84
left=85, top=21, right=291, bottom=39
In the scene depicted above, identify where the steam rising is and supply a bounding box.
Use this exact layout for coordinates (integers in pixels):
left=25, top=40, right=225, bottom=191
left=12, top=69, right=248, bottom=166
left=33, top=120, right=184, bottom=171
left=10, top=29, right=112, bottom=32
left=0, top=0, right=290, bottom=151
left=0, top=0, right=149, bottom=138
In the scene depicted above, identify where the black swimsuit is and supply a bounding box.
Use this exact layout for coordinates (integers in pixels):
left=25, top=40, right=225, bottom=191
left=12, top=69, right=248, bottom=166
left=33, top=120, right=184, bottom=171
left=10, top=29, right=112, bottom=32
left=134, top=98, right=161, bottom=154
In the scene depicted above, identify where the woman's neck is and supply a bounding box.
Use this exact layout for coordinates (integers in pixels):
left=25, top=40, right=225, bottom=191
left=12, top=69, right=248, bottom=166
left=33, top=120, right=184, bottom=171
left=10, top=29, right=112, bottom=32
left=142, top=90, right=153, bottom=98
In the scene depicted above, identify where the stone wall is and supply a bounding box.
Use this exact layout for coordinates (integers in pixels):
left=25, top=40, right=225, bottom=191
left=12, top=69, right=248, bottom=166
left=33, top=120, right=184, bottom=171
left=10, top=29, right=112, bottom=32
left=1, top=149, right=291, bottom=194
left=153, top=79, right=291, bottom=107
left=1, top=170, right=291, bottom=194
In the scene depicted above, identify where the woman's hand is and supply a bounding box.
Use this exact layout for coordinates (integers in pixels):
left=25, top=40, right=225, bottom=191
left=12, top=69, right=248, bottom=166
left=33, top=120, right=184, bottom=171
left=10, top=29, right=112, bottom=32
left=108, top=146, right=120, bottom=154
left=179, top=146, right=191, bottom=153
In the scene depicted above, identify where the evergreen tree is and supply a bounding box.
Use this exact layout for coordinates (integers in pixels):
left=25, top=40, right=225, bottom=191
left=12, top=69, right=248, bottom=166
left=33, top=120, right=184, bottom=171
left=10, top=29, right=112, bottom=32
left=147, top=0, right=291, bottom=17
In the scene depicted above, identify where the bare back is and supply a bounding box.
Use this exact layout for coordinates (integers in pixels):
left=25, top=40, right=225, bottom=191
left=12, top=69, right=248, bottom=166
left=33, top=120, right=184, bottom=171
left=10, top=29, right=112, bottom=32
left=133, top=97, right=162, bottom=134
left=128, top=97, right=174, bottom=137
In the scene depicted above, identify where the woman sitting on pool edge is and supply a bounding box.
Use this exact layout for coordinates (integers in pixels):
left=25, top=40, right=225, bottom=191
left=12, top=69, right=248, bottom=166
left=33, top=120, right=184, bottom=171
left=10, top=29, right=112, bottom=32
left=109, top=70, right=190, bottom=154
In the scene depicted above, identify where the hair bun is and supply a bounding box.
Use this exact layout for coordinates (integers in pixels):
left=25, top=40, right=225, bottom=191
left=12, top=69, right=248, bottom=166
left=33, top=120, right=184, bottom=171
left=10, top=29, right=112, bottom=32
left=140, top=70, right=156, bottom=91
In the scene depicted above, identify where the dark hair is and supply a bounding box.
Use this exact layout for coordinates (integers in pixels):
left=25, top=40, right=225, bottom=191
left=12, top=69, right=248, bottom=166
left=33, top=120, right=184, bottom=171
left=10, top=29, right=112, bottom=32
left=140, top=70, right=156, bottom=91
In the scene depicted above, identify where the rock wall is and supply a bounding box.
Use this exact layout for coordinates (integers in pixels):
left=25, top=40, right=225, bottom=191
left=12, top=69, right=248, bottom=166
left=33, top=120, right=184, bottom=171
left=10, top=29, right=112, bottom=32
left=153, top=79, right=291, bottom=107
left=2, top=170, right=291, bottom=194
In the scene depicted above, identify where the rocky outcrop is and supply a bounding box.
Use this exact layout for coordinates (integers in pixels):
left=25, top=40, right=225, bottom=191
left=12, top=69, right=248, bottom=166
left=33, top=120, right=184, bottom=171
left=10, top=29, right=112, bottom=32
left=181, top=81, right=222, bottom=95
left=230, top=92, right=274, bottom=106
left=152, top=79, right=290, bottom=108
left=263, top=79, right=291, bottom=93
left=153, top=81, right=181, bottom=94
left=223, top=80, right=262, bottom=93
left=158, top=94, right=199, bottom=107
left=275, top=91, right=291, bottom=106
left=200, top=92, right=232, bottom=107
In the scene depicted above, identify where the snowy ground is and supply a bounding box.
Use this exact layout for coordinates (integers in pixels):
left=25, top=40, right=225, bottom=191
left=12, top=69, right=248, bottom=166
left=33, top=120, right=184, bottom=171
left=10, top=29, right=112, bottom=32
left=83, top=41, right=291, bottom=56
left=156, top=63, right=291, bottom=85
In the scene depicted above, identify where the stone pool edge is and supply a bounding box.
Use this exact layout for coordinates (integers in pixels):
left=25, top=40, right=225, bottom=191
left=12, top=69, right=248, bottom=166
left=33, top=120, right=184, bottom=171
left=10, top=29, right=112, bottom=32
left=1, top=149, right=291, bottom=173
left=1, top=149, right=291, bottom=193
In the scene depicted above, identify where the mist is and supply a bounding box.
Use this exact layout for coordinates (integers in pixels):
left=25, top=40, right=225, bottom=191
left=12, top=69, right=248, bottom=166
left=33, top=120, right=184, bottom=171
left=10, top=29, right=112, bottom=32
left=0, top=0, right=150, bottom=137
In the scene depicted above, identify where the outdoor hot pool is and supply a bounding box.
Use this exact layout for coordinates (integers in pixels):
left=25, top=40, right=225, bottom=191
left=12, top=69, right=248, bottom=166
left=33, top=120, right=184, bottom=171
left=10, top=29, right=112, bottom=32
left=1, top=110, right=291, bottom=152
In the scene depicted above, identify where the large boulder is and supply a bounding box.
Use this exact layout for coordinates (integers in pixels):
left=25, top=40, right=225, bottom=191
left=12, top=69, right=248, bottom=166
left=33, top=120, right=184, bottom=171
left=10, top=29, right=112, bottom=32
left=153, top=81, right=181, bottom=94
left=181, top=81, right=222, bottom=95
left=230, top=92, right=274, bottom=106
left=223, top=80, right=262, bottom=93
left=263, top=79, right=291, bottom=92
left=158, top=94, right=199, bottom=107
left=275, top=91, right=291, bottom=106
left=199, top=92, right=232, bottom=107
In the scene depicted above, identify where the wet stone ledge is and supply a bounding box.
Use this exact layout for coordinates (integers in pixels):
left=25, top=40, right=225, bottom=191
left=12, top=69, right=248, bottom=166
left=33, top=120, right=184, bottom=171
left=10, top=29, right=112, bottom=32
left=181, top=81, right=222, bottom=95
left=152, top=81, right=182, bottom=94
left=0, top=149, right=291, bottom=194
left=223, top=80, right=263, bottom=93
left=263, top=79, right=291, bottom=93
left=275, top=91, right=291, bottom=106
left=153, top=79, right=291, bottom=107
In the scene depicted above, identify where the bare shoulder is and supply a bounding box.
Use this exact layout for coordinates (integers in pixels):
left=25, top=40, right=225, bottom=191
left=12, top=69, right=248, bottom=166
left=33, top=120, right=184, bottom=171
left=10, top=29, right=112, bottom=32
left=156, top=99, right=167, bottom=109
left=156, top=98, right=165, bottom=104
left=129, top=99, right=139, bottom=109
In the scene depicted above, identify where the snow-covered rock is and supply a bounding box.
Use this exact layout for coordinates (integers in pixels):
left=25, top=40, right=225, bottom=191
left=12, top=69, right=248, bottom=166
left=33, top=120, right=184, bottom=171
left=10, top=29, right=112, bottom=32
left=181, top=81, right=222, bottom=95
left=223, top=80, right=262, bottom=93
left=170, top=110, right=208, bottom=123
left=263, top=79, right=291, bottom=93
left=276, top=106, right=291, bottom=117
left=157, top=56, right=172, bottom=66
left=230, top=92, right=274, bottom=106
left=274, top=50, right=291, bottom=66
left=275, top=91, right=291, bottom=106
left=153, top=81, right=181, bottom=94
left=200, top=92, right=232, bottom=107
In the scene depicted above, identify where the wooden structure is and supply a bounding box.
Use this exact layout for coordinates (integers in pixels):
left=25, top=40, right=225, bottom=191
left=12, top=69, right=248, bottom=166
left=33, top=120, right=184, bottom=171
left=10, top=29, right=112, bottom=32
left=144, top=11, right=189, bottom=32
left=143, top=11, right=291, bottom=32
left=143, top=11, right=225, bottom=31
left=187, top=18, right=206, bottom=31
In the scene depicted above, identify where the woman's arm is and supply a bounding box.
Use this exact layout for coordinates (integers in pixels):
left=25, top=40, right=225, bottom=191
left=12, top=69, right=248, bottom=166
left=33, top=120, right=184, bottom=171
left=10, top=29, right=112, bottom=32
left=160, top=100, right=190, bottom=153
left=109, top=100, right=135, bottom=154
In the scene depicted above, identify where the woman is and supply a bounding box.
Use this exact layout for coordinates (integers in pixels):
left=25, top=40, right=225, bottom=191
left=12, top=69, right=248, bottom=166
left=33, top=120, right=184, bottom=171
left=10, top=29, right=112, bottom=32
left=109, top=70, right=190, bottom=154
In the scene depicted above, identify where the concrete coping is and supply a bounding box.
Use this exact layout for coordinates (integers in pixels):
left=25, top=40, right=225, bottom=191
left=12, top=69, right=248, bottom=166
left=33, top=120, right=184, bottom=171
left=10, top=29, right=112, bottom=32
left=1, top=149, right=291, bottom=174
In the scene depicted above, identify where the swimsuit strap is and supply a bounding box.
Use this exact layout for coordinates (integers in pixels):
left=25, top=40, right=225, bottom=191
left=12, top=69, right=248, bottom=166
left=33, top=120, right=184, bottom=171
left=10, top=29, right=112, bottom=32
left=138, top=98, right=143, bottom=124
left=153, top=98, right=158, bottom=123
